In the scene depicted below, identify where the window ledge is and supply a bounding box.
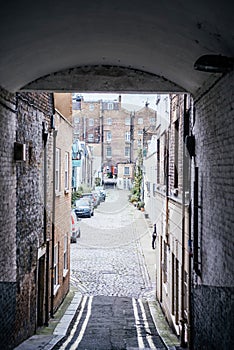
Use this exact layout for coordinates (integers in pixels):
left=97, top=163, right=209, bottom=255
left=63, top=269, right=69, bottom=278
left=53, top=284, right=60, bottom=296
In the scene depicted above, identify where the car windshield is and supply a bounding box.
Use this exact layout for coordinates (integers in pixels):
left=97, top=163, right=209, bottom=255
left=76, top=199, right=90, bottom=206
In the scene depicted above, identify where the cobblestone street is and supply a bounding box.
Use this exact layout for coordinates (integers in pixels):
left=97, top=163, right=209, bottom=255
left=70, top=188, right=153, bottom=298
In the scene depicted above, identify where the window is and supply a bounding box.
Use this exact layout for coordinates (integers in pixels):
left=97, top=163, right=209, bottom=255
left=88, top=133, right=94, bottom=142
left=125, top=117, right=130, bottom=125
left=54, top=244, right=59, bottom=292
left=150, top=117, right=156, bottom=125
left=125, top=131, right=131, bottom=142
left=89, top=118, right=94, bottom=126
left=138, top=129, right=143, bottom=135
left=138, top=117, right=143, bottom=125
left=55, top=148, right=61, bottom=192
left=63, top=235, right=68, bottom=273
left=107, top=118, right=112, bottom=125
left=106, top=131, right=112, bottom=142
left=108, top=103, right=113, bottom=110
left=74, top=116, right=80, bottom=124
left=106, top=146, right=112, bottom=157
left=65, top=152, right=69, bottom=190
left=124, top=166, right=130, bottom=176
left=125, top=146, right=130, bottom=157
left=89, top=104, right=94, bottom=111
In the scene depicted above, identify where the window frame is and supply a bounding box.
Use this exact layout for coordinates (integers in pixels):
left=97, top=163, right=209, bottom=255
left=124, top=166, right=130, bottom=176
left=125, top=131, right=131, bottom=142
left=125, top=146, right=130, bottom=157
left=138, top=117, right=143, bottom=125
left=54, top=244, right=59, bottom=294
left=89, top=118, right=94, bottom=126
left=63, top=235, right=68, bottom=276
left=55, top=148, right=61, bottom=192
left=64, top=152, right=69, bottom=190
left=107, top=118, right=112, bottom=125
left=106, top=146, right=112, bottom=157
left=106, top=131, right=112, bottom=142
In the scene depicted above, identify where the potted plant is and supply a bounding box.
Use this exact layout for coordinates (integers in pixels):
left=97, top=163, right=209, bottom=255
left=137, top=201, right=145, bottom=211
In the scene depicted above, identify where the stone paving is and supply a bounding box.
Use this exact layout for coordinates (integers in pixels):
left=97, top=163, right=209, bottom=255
left=70, top=189, right=153, bottom=299
left=15, top=188, right=183, bottom=349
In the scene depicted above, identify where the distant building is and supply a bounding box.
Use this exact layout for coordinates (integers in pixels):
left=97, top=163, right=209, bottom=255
left=72, top=95, right=157, bottom=188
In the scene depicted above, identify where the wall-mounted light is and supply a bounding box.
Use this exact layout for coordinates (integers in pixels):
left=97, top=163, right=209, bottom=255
left=194, top=54, right=234, bottom=73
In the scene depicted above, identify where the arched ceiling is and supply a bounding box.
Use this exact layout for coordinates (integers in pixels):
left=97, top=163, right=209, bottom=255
left=0, top=0, right=233, bottom=95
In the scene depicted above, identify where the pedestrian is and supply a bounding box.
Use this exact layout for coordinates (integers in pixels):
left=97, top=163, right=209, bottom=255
left=152, top=223, right=157, bottom=249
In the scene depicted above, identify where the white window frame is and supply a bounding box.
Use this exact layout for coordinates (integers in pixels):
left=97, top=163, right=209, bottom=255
left=106, top=131, right=112, bottom=142
left=125, top=117, right=130, bottom=125
left=54, top=244, right=59, bottom=294
left=107, top=118, right=112, bottom=125
left=106, top=146, right=112, bottom=157
left=89, top=118, right=94, bottom=126
left=125, top=131, right=131, bottom=142
left=63, top=235, right=68, bottom=276
left=124, top=166, right=130, bottom=176
left=88, top=133, right=94, bottom=142
left=125, top=146, right=130, bottom=157
left=55, top=148, right=61, bottom=192
left=138, top=117, right=143, bottom=125
left=65, top=152, right=69, bottom=190
left=89, top=104, right=94, bottom=111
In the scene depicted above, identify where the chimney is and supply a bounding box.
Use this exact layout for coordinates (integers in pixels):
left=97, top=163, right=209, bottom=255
left=118, top=95, right=121, bottom=104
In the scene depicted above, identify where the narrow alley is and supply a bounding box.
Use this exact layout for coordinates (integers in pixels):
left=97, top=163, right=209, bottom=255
left=55, top=188, right=180, bottom=349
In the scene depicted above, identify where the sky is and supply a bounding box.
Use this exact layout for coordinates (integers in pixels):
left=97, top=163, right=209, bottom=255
left=75, top=93, right=163, bottom=111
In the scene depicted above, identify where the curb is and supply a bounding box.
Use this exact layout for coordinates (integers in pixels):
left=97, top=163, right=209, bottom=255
left=14, top=292, right=82, bottom=350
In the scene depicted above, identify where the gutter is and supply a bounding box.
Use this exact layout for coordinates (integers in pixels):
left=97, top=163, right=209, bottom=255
left=50, top=126, right=58, bottom=318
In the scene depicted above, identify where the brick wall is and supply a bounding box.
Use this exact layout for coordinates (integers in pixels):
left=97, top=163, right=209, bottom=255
left=192, top=71, right=234, bottom=349
left=52, top=108, right=72, bottom=312
left=0, top=89, right=54, bottom=349
left=0, top=88, right=17, bottom=349
left=14, top=92, right=53, bottom=347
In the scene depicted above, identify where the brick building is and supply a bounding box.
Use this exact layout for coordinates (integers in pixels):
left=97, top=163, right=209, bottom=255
left=72, top=95, right=157, bottom=188
left=0, top=90, right=72, bottom=349
left=52, top=93, right=73, bottom=313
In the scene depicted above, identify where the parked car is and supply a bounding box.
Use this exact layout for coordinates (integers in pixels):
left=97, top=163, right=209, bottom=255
left=95, top=186, right=106, bottom=201
left=81, top=193, right=96, bottom=210
left=75, top=198, right=93, bottom=218
left=71, top=209, right=81, bottom=243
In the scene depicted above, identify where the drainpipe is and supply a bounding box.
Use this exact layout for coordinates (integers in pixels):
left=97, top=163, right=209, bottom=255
left=42, top=120, right=49, bottom=325
left=180, top=94, right=189, bottom=347
left=50, top=128, right=57, bottom=318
